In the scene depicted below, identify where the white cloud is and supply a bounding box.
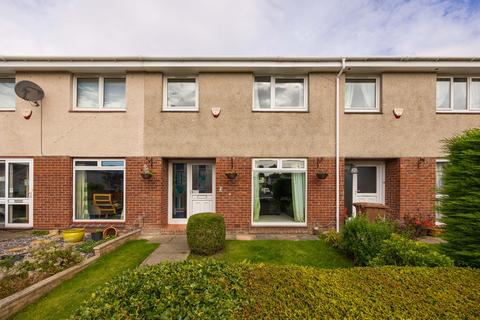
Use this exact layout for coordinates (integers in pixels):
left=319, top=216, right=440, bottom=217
left=0, top=0, right=479, bottom=56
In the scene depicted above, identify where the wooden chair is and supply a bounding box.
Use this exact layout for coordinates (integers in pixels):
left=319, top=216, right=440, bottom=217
left=93, top=193, right=118, bottom=218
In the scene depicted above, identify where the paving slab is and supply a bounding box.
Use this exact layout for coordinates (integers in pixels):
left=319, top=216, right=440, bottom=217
left=140, top=235, right=190, bottom=266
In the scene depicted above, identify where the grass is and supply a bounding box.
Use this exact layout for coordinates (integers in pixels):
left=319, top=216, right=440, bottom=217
left=11, top=239, right=158, bottom=320
left=191, top=240, right=352, bottom=268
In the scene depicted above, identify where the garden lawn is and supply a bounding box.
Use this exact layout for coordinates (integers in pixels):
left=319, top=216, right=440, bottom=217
left=191, top=240, right=352, bottom=268
left=10, top=239, right=158, bottom=320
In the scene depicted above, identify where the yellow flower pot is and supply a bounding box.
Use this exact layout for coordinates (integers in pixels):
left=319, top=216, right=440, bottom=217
left=63, top=228, right=85, bottom=243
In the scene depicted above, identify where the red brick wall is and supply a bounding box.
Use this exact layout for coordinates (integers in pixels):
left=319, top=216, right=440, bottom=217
left=34, top=156, right=72, bottom=228
left=399, top=157, right=436, bottom=222
left=216, top=157, right=252, bottom=233
left=385, top=159, right=401, bottom=217
left=216, top=157, right=342, bottom=234
left=125, top=157, right=168, bottom=229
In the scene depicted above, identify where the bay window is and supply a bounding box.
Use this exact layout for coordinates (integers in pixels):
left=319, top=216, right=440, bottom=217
left=252, top=159, right=307, bottom=225
left=73, top=159, right=125, bottom=221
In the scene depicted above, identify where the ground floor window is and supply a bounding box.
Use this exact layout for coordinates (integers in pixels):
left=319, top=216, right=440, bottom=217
left=74, top=159, right=125, bottom=221
left=252, top=159, right=306, bottom=224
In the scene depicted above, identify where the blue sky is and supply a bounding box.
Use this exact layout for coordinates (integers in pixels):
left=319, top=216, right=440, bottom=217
left=0, top=0, right=479, bottom=56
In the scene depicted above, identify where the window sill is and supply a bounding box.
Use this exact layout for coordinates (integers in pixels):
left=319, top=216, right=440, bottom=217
left=162, top=108, right=199, bottom=112
left=72, top=219, right=126, bottom=223
left=436, top=110, right=480, bottom=114
left=252, top=109, right=308, bottom=113
left=0, top=108, right=16, bottom=112
left=344, top=110, right=381, bottom=114
left=70, top=108, right=126, bottom=113
left=251, top=222, right=308, bottom=227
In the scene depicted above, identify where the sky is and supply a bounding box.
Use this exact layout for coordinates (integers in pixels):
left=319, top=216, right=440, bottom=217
left=0, top=0, right=479, bottom=57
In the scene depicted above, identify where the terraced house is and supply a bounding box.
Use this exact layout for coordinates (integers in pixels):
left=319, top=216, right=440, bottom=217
left=0, top=56, right=479, bottom=234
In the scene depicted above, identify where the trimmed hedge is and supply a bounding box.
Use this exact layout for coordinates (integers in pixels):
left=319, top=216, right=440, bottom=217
left=73, top=260, right=480, bottom=319
left=369, top=234, right=454, bottom=267
left=341, top=216, right=396, bottom=265
left=187, top=212, right=226, bottom=255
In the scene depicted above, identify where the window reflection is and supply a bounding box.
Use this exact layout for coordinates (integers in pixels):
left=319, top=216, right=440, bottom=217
left=77, top=78, right=99, bottom=108
left=167, top=78, right=196, bottom=107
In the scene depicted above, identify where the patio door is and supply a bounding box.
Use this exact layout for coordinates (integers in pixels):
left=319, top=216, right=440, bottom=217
left=351, top=161, right=384, bottom=216
left=169, top=161, right=215, bottom=224
left=0, top=159, right=33, bottom=228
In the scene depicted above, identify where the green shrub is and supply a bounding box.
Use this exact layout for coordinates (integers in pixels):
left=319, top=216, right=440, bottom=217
left=32, top=230, right=49, bottom=236
left=7, top=241, right=83, bottom=277
left=322, top=229, right=342, bottom=249
left=439, top=128, right=480, bottom=267
left=73, top=260, right=480, bottom=319
left=72, top=260, right=247, bottom=320
left=369, top=234, right=454, bottom=267
left=341, top=216, right=396, bottom=265
left=187, top=212, right=226, bottom=255
left=75, top=237, right=112, bottom=254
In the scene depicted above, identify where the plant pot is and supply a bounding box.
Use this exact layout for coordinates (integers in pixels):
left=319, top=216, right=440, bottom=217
left=91, top=231, right=103, bottom=241
left=63, top=228, right=85, bottom=243
left=225, top=172, right=238, bottom=179
left=103, top=227, right=118, bottom=239
left=316, top=172, right=329, bottom=179
left=140, top=172, right=154, bottom=180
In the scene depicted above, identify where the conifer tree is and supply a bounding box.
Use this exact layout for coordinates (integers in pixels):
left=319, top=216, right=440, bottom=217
left=439, top=128, right=480, bottom=267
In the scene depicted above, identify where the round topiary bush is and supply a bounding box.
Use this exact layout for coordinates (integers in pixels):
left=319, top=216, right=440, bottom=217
left=187, top=212, right=226, bottom=255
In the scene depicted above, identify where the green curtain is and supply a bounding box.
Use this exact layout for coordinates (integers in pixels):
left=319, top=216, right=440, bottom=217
left=75, top=171, right=89, bottom=219
left=291, top=173, right=305, bottom=222
left=253, top=173, right=261, bottom=221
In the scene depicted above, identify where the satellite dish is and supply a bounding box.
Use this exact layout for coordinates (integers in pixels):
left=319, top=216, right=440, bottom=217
left=15, top=80, right=44, bottom=106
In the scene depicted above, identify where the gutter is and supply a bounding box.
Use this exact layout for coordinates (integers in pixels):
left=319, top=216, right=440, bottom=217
left=335, top=58, right=346, bottom=232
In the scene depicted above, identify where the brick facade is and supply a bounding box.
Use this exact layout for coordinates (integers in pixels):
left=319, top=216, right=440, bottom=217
left=20, top=155, right=435, bottom=232
left=34, top=157, right=72, bottom=228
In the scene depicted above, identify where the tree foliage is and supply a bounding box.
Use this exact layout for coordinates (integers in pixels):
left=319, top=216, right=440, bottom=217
left=439, top=128, right=480, bottom=267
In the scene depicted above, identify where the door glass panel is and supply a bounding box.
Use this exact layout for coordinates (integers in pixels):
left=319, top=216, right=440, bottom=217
left=0, top=161, right=5, bottom=198
left=357, top=167, right=377, bottom=193
left=8, top=163, right=29, bottom=198
left=0, top=204, right=5, bottom=225
left=192, top=165, right=212, bottom=193
left=8, top=204, right=29, bottom=224
left=172, top=163, right=187, bottom=219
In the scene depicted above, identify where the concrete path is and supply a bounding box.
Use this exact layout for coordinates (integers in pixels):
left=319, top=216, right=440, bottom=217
left=140, top=235, right=190, bottom=266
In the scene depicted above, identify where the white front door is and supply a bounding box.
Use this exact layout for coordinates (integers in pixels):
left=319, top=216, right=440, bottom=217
left=352, top=162, right=385, bottom=216
left=0, top=159, right=33, bottom=228
left=169, top=161, right=215, bottom=224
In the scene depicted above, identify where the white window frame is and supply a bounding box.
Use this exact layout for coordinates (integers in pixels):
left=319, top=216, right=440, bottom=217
left=251, top=158, right=308, bottom=227
left=163, top=76, right=199, bottom=111
left=436, top=76, right=480, bottom=113
left=344, top=76, right=380, bottom=113
left=252, top=75, right=308, bottom=112
left=435, top=159, right=448, bottom=226
left=72, top=159, right=126, bottom=222
left=0, top=77, right=16, bottom=111
left=73, top=75, right=126, bottom=111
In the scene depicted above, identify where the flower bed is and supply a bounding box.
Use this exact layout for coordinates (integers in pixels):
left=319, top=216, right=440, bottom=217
left=72, top=260, right=480, bottom=319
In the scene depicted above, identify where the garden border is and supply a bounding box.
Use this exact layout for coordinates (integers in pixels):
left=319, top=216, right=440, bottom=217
left=0, top=229, right=140, bottom=319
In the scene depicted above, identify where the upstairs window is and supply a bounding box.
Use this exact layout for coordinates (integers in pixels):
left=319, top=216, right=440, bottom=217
left=0, top=78, right=16, bottom=110
left=436, top=77, right=480, bottom=112
left=74, top=76, right=126, bottom=110
left=253, top=76, right=307, bottom=111
left=345, top=78, right=379, bottom=112
left=163, top=77, right=198, bottom=111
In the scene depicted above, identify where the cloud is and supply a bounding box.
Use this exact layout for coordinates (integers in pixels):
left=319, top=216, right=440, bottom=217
left=0, top=0, right=479, bottom=56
